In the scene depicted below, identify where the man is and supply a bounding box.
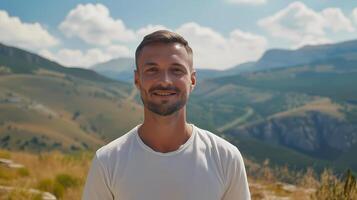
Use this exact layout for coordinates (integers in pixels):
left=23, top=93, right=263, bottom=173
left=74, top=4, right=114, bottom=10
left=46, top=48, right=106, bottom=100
left=83, top=30, right=251, bottom=200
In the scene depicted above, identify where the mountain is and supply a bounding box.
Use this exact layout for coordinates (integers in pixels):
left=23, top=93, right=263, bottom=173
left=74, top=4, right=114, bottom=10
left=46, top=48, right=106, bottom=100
left=0, top=43, right=143, bottom=152
left=227, top=39, right=357, bottom=73
left=90, top=57, right=135, bottom=82
left=189, top=57, right=357, bottom=172
left=255, top=39, right=357, bottom=70
left=0, top=43, right=113, bottom=83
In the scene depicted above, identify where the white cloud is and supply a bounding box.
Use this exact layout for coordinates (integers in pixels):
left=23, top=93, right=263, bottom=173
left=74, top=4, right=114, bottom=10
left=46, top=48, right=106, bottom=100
left=135, top=23, right=266, bottom=69
left=258, top=1, right=354, bottom=48
left=352, top=8, right=357, bottom=24
left=226, top=0, right=266, bottom=5
left=176, top=22, right=267, bottom=69
left=105, top=45, right=131, bottom=57
left=0, top=10, right=59, bottom=50
left=321, top=8, right=354, bottom=32
left=40, top=45, right=131, bottom=67
left=59, top=3, right=135, bottom=46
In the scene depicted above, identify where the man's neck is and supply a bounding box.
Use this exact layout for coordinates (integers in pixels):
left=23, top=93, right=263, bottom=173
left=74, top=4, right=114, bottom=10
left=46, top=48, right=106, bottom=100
left=138, top=108, right=193, bottom=153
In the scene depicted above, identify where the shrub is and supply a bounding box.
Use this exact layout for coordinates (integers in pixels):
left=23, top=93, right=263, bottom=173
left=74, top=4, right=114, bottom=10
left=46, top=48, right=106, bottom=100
left=0, top=149, right=11, bottom=158
left=37, top=173, right=80, bottom=199
left=0, top=166, right=16, bottom=180
left=17, top=167, right=30, bottom=177
left=53, top=181, right=65, bottom=198
left=37, top=178, right=64, bottom=198
left=37, top=178, right=54, bottom=192
left=55, top=173, right=79, bottom=189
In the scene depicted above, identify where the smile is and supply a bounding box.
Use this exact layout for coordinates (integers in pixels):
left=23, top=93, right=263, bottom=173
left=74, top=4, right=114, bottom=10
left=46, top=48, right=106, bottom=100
left=152, top=91, right=177, bottom=96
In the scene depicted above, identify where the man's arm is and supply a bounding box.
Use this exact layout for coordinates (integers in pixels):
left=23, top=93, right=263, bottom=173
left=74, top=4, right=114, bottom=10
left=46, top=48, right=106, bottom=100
left=222, top=148, right=251, bottom=200
left=82, top=154, right=114, bottom=200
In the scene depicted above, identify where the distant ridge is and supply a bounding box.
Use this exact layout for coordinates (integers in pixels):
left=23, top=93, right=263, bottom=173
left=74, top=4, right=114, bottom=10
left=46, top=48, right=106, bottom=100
left=0, top=43, right=113, bottom=83
left=90, top=57, right=135, bottom=82
left=228, top=38, right=357, bottom=73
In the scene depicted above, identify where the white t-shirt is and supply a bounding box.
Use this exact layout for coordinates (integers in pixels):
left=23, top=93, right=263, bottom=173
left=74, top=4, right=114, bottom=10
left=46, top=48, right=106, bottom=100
left=82, top=124, right=251, bottom=200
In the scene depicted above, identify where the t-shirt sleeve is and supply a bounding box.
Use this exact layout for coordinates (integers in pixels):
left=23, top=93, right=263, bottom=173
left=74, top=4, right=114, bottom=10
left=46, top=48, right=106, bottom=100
left=222, top=148, right=251, bottom=200
left=82, top=154, right=114, bottom=200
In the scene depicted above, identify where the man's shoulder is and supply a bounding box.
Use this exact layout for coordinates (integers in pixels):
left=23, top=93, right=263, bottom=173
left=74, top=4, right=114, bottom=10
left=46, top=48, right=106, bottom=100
left=194, top=126, right=243, bottom=161
left=194, top=126, right=246, bottom=184
left=95, top=125, right=139, bottom=161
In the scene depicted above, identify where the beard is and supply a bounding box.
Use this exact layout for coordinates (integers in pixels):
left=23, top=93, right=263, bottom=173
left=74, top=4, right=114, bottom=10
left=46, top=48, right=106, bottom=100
left=140, top=85, right=187, bottom=116
left=144, top=97, right=186, bottom=116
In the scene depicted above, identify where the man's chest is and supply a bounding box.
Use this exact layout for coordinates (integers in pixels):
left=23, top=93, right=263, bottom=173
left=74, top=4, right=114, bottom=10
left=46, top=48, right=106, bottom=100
left=109, top=154, right=226, bottom=200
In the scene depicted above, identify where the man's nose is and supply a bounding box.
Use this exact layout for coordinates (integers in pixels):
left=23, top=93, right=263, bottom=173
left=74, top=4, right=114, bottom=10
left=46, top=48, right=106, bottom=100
left=158, top=71, right=173, bottom=86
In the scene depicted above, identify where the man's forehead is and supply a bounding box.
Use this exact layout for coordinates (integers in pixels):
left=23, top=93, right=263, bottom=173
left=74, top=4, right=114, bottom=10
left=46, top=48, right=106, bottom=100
left=137, top=42, right=193, bottom=70
left=139, top=43, right=189, bottom=60
left=141, top=42, right=186, bottom=53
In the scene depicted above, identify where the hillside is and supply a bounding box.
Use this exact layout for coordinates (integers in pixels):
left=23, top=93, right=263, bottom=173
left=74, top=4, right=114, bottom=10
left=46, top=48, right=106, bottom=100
left=0, top=43, right=143, bottom=152
left=191, top=59, right=357, bottom=172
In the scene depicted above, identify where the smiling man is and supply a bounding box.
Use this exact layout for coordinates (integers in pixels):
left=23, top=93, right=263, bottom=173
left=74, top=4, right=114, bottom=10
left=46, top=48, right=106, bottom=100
left=82, top=30, right=251, bottom=200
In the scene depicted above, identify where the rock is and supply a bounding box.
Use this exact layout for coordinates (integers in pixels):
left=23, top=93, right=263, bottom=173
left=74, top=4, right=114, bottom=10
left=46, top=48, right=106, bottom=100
left=0, top=158, right=24, bottom=169
left=230, top=111, right=357, bottom=159
left=278, top=182, right=297, bottom=192
left=0, top=158, right=12, bottom=165
left=0, top=185, right=56, bottom=200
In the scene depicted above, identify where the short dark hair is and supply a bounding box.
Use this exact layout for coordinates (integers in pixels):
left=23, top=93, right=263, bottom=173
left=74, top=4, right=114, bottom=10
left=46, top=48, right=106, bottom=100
left=135, top=30, right=193, bottom=69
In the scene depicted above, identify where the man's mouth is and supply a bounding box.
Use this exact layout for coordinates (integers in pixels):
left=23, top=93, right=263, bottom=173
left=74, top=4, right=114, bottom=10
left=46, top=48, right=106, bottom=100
left=152, top=91, right=177, bottom=96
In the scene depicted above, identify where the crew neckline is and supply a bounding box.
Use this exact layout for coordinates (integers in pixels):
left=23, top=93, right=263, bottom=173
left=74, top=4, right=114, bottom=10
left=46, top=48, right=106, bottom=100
left=135, top=124, right=196, bottom=156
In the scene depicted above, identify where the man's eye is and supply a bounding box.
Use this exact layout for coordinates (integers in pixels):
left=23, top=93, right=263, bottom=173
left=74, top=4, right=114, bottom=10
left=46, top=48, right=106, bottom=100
left=146, top=68, right=158, bottom=73
left=173, top=68, right=184, bottom=75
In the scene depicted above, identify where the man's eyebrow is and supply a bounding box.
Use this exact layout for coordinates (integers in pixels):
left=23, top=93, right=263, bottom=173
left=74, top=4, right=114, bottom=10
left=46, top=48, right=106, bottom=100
left=143, top=62, right=158, bottom=67
left=171, top=62, right=186, bottom=68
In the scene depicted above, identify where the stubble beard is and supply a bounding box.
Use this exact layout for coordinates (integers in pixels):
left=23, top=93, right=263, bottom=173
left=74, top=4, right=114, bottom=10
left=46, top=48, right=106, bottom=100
left=141, top=93, right=187, bottom=116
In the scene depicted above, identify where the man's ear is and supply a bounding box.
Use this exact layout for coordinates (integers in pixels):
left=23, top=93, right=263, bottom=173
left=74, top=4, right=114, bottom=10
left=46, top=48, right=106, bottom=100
left=190, top=70, right=196, bottom=91
left=134, top=69, right=140, bottom=89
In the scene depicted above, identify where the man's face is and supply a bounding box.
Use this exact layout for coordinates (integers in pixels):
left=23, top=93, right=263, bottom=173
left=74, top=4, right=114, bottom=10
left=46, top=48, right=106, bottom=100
left=135, top=42, right=196, bottom=116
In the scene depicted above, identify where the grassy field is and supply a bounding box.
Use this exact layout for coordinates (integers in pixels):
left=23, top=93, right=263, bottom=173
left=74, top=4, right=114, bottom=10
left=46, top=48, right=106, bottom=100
left=0, top=149, right=92, bottom=199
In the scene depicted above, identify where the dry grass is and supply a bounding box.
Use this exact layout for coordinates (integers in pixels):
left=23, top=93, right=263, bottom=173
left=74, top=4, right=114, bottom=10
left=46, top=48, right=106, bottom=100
left=311, top=169, right=357, bottom=200
left=246, top=158, right=356, bottom=200
left=0, top=149, right=93, bottom=199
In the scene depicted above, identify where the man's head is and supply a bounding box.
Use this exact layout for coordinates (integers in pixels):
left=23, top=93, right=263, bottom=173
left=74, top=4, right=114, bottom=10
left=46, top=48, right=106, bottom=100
left=135, top=30, right=193, bottom=70
left=135, top=30, right=196, bottom=116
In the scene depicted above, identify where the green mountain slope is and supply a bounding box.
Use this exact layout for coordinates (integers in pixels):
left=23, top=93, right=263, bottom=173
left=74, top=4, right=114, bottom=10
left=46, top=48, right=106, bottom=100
left=190, top=59, right=357, bottom=172
left=0, top=44, right=143, bottom=152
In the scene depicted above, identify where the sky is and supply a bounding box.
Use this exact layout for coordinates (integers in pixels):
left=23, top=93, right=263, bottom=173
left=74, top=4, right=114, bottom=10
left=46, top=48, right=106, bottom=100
left=1, top=0, right=357, bottom=70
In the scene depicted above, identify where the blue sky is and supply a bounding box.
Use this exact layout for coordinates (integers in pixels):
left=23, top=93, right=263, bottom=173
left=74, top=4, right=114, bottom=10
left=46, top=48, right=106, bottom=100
left=1, top=0, right=357, bottom=70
